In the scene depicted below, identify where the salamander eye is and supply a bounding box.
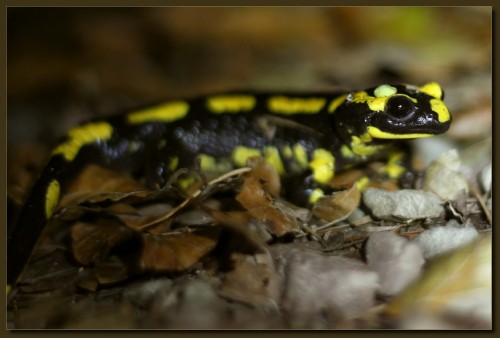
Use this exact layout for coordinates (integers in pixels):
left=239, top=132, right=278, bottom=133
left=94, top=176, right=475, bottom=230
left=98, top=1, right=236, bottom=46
left=385, top=95, right=415, bottom=119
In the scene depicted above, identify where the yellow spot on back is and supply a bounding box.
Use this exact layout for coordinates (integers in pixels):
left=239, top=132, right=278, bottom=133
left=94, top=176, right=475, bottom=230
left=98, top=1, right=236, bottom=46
left=231, top=146, right=261, bottom=167
left=198, top=153, right=232, bottom=173
left=293, top=143, right=309, bottom=169
left=430, top=98, right=451, bottom=123
left=268, top=96, right=326, bottom=114
left=374, top=84, right=397, bottom=98
left=45, top=179, right=61, bottom=219
left=282, top=145, right=293, bottom=159
left=206, top=95, right=256, bottom=113
left=127, top=101, right=189, bottom=124
left=367, top=126, right=433, bottom=139
left=309, top=148, right=335, bottom=184
left=52, top=122, right=113, bottom=161
left=419, top=82, right=443, bottom=100
left=263, top=146, right=285, bottom=174
left=328, top=95, right=347, bottom=113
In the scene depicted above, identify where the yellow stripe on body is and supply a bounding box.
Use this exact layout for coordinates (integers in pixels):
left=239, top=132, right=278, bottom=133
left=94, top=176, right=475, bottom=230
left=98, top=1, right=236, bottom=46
left=206, top=95, right=256, bottom=113
left=328, top=95, right=347, bottom=113
left=127, top=101, right=189, bottom=124
left=45, top=179, right=61, bottom=219
left=268, top=96, right=326, bottom=114
left=52, top=122, right=114, bottom=161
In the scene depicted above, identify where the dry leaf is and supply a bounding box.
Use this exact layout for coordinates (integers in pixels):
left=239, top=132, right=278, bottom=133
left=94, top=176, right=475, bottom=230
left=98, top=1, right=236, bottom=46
left=71, top=217, right=138, bottom=266
left=312, top=184, right=361, bottom=222
left=236, top=175, right=300, bottom=236
left=140, top=227, right=221, bottom=271
left=245, top=156, right=281, bottom=197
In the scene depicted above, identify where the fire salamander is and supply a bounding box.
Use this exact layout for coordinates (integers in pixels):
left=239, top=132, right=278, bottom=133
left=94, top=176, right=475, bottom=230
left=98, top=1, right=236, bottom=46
left=7, top=82, right=451, bottom=288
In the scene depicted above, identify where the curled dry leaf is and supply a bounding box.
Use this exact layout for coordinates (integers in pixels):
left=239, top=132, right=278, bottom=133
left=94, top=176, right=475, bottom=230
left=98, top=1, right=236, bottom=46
left=312, top=184, right=361, bottom=222
left=236, top=175, right=300, bottom=237
left=140, top=227, right=221, bottom=271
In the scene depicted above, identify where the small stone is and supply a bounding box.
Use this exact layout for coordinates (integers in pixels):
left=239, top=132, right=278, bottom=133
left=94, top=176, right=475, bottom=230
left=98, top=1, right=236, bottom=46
left=366, top=231, right=424, bottom=296
left=423, top=149, right=469, bottom=201
left=415, top=221, right=479, bottom=260
left=363, top=188, right=443, bottom=221
left=281, top=250, right=379, bottom=328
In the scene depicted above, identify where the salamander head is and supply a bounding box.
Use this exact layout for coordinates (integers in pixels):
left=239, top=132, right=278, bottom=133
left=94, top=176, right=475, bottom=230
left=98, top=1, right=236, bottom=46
left=332, top=82, right=452, bottom=141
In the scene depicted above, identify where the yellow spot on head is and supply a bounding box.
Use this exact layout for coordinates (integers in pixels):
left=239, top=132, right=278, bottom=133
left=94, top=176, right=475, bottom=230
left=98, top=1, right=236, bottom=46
left=430, top=98, right=451, bottom=123
left=45, top=179, right=61, bottom=219
left=52, top=122, right=113, bottom=161
left=419, top=82, right=443, bottom=100
left=127, top=101, right=189, bottom=124
left=328, top=94, right=347, bottom=113
left=263, top=146, right=285, bottom=174
left=231, top=146, right=261, bottom=167
left=352, top=91, right=388, bottom=112
left=206, top=95, right=256, bottom=113
left=367, top=126, right=433, bottom=139
left=268, top=96, right=326, bottom=115
left=309, top=188, right=325, bottom=203
left=374, top=84, right=397, bottom=98
left=309, top=148, right=335, bottom=184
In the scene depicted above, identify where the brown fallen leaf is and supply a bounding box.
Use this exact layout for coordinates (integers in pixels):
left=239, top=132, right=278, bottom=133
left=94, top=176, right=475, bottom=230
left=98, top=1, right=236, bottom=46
left=312, top=184, right=361, bottom=222
left=71, top=217, right=138, bottom=266
left=245, top=156, right=281, bottom=197
left=140, top=227, right=221, bottom=271
left=236, top=175, right=300, bottom=236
